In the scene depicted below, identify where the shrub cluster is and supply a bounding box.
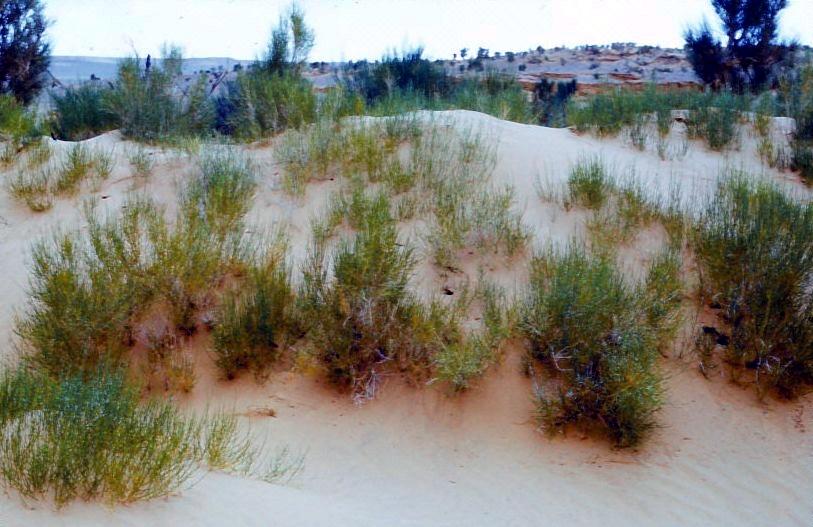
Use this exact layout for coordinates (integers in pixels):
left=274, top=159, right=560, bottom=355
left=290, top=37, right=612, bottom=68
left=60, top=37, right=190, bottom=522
left=521, top=245, right=681, bottom=446
left=16, top=150, right=256, bottom=378
left=694, top=174, right=813, bottom=397
left=0, top=367, right=256, bottom=508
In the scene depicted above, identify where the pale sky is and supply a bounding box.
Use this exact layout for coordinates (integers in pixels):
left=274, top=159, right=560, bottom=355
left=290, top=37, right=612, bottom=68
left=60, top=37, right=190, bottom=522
left=44, top=0, right=813, bottom=61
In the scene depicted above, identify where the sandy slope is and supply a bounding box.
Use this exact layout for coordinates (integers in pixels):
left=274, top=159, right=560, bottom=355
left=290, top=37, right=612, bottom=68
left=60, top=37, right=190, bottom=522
left=0, top=111, right=811, bottom=526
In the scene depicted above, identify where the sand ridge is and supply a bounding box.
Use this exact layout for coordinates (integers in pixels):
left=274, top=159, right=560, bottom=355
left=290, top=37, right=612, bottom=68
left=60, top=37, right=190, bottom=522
left=0, top=110, right=811, bottom=526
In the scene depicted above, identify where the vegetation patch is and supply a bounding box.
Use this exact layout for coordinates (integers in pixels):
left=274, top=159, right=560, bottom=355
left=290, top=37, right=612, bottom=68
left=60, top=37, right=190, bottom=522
left=693, top=174, right=813, bottom=397
left=521, top=244, right=681, bottom=446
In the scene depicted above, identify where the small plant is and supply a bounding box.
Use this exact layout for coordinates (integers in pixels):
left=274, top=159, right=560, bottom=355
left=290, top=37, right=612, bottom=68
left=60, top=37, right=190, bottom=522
left=55, top=143, right=93, bottom=194
left=7, top=165, right=53, bottom=211
left=566, top=157, right=613, bottom=210
left=128, top=146, right=154, bottom=179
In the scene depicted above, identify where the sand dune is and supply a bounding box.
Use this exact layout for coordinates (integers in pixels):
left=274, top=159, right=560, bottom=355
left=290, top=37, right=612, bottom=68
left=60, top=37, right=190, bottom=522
left=1, top=111, right=811, bottom=526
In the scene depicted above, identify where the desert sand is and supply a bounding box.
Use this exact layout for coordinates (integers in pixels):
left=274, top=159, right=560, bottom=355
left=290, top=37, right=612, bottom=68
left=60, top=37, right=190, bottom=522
left=0, top=110, right=811, bottom=526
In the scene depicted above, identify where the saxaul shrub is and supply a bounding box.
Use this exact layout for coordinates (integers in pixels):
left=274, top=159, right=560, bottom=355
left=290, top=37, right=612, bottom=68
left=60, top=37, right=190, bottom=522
left=300, top=191, right=437, bottom=396
left=212, top=248, right=296, bottom=379
left=50, top=83, right=118, bottom=140
left=16, top=152, right=256, bottom=377
left=0, top=367, right=258, bottom=508
left=521, top=245, right=681, bottom=446
left=693, top=174, right=813, bottom=397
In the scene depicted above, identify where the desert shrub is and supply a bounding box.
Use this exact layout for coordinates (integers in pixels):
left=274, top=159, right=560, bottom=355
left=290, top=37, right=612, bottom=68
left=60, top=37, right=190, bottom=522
left=566, top=156, right=613, bottom=209
left=50, top=84, right=118, bottom=140
left=346, top=49, right=451, bottom=104
left=521, top=245, right=679, bottom=446
left=451, top=74, right=534, bottom=123
left=693, top=174, right=813, bottom=397
left=17, top=152, right=255, bottom=376
left=0, top=367, right=256, bottom=508
left=16, top=201, right=156, bottom=376
left=567, top=87, right=749, bottom=151
left=105, top=48, right=214, bottom=142
left=0, top=93, right=40, bottom=162
left=777, top=61, right=813, bottom=181
left=685, top=92, right=742, bottom=150
left=534, top=79, right=577, bottom=127
left=213, top=251, right=295, bottom=379
left=7, top=165, right=53, bottom=211
left=300, top=191, right=430, bottom=395
left=216, top=70, right=316, bottom=139
left=434, top=281, right=513, bottom=390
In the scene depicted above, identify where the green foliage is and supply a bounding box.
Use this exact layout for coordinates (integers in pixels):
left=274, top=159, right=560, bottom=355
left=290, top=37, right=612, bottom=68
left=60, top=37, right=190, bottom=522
left=104, top=49, right=214, bottom=142
left=0, top=0, right=50, bottom=104
left=566, top=156, right=614, bottom=210
left=567, top=86, right=748, bottom=150
left=217, top=70, right=316, bottom=139
left=0, top=367, right=256, bottom=508
left=17, top=151, right=255, bottom=377
left=213, top=251, right=295, bottom=379
left=693, top=174, right=813, bottom=397
left=50, top=84, right=118, bottom=140
left=521, top=245, right=679, bottom=446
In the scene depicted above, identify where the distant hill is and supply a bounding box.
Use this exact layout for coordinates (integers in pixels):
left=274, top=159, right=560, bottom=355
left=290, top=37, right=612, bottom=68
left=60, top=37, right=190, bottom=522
left=49, top=56, right=253, bottom=84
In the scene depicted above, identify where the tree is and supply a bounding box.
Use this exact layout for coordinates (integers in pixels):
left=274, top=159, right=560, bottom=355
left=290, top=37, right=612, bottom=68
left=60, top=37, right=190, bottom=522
left=685, top=0, right=794, bottom=91
left=460, top=48, right=468, bottom=60
left=263, top=3, right=314, bottom=75
left=0, top=0, right=50, bottom=104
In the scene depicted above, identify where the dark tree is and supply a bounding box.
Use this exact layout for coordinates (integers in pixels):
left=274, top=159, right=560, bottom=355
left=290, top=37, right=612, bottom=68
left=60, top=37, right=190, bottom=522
left=685, top=0, right=793, bottom=91
left=0, top=0, right=50, bottom=104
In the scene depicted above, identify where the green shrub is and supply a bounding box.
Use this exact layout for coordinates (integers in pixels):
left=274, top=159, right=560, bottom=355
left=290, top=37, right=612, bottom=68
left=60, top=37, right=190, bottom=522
left=50, top=84, right=117, bottom=140
left=521, top=245, right=678, bottom=446
left=0, top=367, right=256, bottom=508
left=566, top=156, right=613, bottom=209
left=213, top=253, right=295, bottom=379
left=217, top=70, right=316, bottom=140
left=694, top=174, right=813, bottom=397
left=300, top=191, right=429, bottom=394
left=105, top=49, right=214, bottom=142
left=16, top=202, right=155, bottom=376
left=17, top=150, right=256, bottom=376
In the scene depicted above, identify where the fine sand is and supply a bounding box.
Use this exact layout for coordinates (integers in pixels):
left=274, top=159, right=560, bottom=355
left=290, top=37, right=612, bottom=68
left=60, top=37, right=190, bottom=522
left=0, top=111, right=811, bottom=526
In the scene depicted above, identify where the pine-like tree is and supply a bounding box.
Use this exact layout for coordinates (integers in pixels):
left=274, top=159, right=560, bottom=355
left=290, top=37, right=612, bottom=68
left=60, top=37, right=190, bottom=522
left=0, top=0, right=50, bottom=104
left=685, top=0, right=794, bottom=91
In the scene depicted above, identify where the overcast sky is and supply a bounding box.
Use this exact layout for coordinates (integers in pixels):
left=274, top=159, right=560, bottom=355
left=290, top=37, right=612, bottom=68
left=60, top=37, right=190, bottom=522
left=44, top=0, right=813, bottom=61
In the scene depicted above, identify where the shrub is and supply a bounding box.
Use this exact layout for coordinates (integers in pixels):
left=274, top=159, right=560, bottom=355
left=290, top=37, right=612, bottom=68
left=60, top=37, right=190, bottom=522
left=50, top=84, right=118, bottom=140
left=0, top=93, right=39, bottom=149
left=16, top=202, right=155, bottom=376
left=0, top=367, right=256, bottom=508
left=300, top=191, right=429, bottom=395
left=521, top=245, right=679, bottom=446
left=346, top=49, right=451, bottom=104
left=17, top=151, right=255, bottom=377
left=693, top=174, right=813, bottom=397
left=213, top=251, right=295, bottom=379
left=105, top=47, right=214, bottom=142
left=216, top=70, right=316, bottom=139
left=566, top=157, right=613, bottom=209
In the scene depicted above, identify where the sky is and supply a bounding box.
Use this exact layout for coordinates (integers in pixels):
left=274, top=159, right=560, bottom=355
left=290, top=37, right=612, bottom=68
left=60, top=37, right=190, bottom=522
left=44, top=0, right=813, bottom=62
